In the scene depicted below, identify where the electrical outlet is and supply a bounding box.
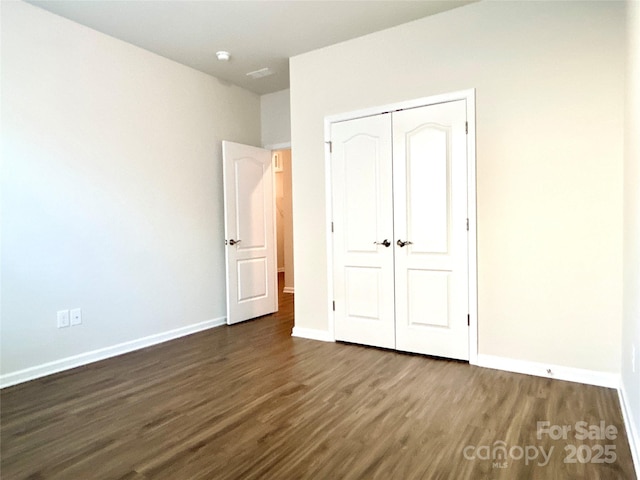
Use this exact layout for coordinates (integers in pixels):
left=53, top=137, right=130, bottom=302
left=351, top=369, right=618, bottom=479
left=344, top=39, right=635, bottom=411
left=57, top=310, right=70, bottom=328
left=70, top=308, right=82, bottom=326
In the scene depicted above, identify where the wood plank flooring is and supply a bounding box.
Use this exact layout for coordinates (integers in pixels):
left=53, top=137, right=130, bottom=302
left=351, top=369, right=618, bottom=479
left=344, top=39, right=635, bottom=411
left=1, top=279, right=636, bottom=479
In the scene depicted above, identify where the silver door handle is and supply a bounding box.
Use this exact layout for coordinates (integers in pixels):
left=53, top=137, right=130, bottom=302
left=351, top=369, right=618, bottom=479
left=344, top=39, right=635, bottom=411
left=397, top=239, right=413, bottom=247
left=374, top=239, right=391, bottom=248
left=228, top=239, right=241, bottom=246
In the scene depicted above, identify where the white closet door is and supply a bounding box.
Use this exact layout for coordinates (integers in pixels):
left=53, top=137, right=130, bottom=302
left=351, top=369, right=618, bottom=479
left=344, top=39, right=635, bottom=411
left=392, top=101, right=469, bottom=360
left=331, top=114, right=396, bottom=349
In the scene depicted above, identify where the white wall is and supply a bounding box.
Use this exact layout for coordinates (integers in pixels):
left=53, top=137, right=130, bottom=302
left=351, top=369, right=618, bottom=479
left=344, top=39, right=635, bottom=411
left=260, top=89, right=291, bottom=147
left=622, top=0, right=640, bottom=466
left=0, top=1, right=261, bottom=379
left=290, top=1, right=625, bottom=373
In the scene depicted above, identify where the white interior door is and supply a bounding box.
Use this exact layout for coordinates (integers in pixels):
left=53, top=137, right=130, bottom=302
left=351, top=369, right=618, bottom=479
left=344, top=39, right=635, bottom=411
left=222, top=141, right=277, bottom=325
left=393, top=101, right=469, bottom=360
left=331, top=114, right=396, bottom=349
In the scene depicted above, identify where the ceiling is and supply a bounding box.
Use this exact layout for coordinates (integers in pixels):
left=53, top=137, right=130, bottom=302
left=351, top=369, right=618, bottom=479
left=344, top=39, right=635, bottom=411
left=26, top=0, right=475, bottom=95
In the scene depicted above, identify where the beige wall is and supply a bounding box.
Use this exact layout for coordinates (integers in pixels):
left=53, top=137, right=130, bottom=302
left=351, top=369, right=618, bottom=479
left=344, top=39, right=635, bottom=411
left=0, top=1, right=261, bottom=376
left=275, top=165, right=285, bottom=272
left=274, top=148, right=294, bottom=292
left=623, top=0, right=640, bottom=461
left=290, top=1, right=624, bottom=372
left=279, top=150, right=295, bottom=293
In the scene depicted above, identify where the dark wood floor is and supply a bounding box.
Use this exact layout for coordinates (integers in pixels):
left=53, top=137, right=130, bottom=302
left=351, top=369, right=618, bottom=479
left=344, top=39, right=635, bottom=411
left=1, top=277, right=636, bottom=479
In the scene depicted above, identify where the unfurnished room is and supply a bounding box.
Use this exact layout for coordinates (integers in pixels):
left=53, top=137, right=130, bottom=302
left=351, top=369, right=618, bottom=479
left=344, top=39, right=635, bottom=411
left=1, top=0, right=639, bottom=478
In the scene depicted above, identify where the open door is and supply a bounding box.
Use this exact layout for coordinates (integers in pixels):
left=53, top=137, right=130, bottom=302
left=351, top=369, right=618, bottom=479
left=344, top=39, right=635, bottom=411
left=222, top=141, right=278, bottom=325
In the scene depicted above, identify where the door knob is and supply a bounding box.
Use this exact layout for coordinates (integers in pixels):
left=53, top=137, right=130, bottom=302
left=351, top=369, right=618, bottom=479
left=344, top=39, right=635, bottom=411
left=396, top=239, right=413, bottom=247
left=228, top=239, right=241, bottom=246
left=374, top=239, right=391, bottom=248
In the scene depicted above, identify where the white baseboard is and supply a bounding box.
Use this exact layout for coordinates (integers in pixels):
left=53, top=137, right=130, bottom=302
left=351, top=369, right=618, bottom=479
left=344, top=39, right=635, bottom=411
left=619, top=380, right=640, bottom=475
left=283, top=287, right=294, bottom=294
left=291, top=326, right=334, bottom=342
left=476, top=354, right=619, bottom=388
left=0, top=317, right=226, bottom=389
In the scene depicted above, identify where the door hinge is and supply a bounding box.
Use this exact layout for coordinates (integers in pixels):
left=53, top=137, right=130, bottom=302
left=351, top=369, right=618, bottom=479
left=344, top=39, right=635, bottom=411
left=331, top=222, right=334, bottom=233
left=465, top=122, right=468, bottom=134
left=326, top=141, right=332, bottom=153
left=333, top=301, right=336, bottom=311
left=468, top=314, right=470, bottom=326
left=466, top=218, right=469, bottom=231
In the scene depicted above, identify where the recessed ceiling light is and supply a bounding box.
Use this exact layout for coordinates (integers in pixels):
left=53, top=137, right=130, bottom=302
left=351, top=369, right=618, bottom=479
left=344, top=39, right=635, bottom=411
left=246, top=67, right=274, bottom=79
left=216, top=51, right=230, bottom=62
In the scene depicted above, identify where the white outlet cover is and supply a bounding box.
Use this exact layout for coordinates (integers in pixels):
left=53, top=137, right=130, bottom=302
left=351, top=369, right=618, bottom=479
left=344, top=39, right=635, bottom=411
left=70, top=308, right=82, bottom=326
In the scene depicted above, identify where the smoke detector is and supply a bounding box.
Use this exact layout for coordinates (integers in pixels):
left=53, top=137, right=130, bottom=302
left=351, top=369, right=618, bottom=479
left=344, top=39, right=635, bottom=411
left=216, top=51, right=230, bottom=61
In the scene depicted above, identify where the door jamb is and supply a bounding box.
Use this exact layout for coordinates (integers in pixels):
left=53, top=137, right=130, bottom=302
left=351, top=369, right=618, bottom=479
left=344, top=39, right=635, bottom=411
left=323, top=89, right=478, bottom=365
left=264, top=141, right=291, bottom=297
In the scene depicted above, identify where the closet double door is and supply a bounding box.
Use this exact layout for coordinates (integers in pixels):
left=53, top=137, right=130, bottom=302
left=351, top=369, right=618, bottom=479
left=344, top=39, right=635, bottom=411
left=331, top=100, right=469, bottom=361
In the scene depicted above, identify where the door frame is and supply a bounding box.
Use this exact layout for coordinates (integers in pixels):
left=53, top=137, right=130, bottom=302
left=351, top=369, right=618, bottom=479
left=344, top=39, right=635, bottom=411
left=323, top=88, right=478, bottom=365
left=265, top=142, right=294, bottom=295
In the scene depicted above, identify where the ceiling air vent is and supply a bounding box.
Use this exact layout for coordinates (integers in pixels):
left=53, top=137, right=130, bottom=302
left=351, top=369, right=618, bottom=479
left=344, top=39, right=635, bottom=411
left=246, top=67, right=274, bottom=80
